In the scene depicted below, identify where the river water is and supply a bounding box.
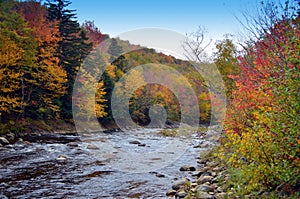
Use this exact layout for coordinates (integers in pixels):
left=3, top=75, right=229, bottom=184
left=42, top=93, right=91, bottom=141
left=0, top=128, right=212, bottom=199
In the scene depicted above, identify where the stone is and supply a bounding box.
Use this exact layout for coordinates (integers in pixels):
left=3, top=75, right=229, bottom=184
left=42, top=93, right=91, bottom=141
left=201, top=171, right=212, bottom=177
left=56, top=155, right=67, bottom=161
left=172, top=178, right=189, bottom=190
left=175, top=191, right=188, bottom=198
left=197, top=191, right=215, bottom=199
left=87, top=144, right=99, bottom=150
left=166, top=189, right=176, bottom=197
left=129, top=140, right=141, bottom=145
left=156, top=173, right=165, bottom=178
left=0, top=137, right=9, bottom=145
left=192, top=171, right=203, bottom=177
left=179, top=166, right=196, bottom=171
left=138, top=143, right=146, bottom=147
left=67, top=142, right=79, bottom=147
left=197, top=175, right=214, bottom=184
left=196, top=184, right=214, bottom=193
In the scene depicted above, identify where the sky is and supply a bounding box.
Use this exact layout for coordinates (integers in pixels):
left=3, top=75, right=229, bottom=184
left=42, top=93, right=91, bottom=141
left=65, top=0, right=265, bottom=55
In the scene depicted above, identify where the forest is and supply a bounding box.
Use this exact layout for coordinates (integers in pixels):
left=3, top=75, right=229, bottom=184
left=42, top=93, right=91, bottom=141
left=0, top=0, right=299, bottom=198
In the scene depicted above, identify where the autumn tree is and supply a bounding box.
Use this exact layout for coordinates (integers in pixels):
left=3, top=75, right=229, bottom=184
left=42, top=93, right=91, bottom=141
left=219, top=0, right=300, bottom=195
left=0, top=0, right=37, bottom=123
left=82, top=20, right=109, bottom=47
left=16, top=1, right=67, bottom=119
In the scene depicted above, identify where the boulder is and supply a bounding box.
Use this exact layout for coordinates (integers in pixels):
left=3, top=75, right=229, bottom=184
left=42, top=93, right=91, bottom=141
left=166, top=189, right=177, bottom=197
left=197, top=175, right=214, bottom=184
left=179, top=166, right=196, bottom=171
left=175, top=191, right=188, bottom=198
left=196, top=184, right=214, bottom=193
left=197, top=191, right=215, bottom=199
left=172, top=178, right=189, bottom=190
left=129, top=140, right=141, bottom=145
left=156, top=173, right=165, bottom=178
left=67, top=142, right=79, bottom=147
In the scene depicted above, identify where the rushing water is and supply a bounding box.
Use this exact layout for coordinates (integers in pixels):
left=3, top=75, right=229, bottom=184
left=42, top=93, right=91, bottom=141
left=0, top=129, right=211, bottom=199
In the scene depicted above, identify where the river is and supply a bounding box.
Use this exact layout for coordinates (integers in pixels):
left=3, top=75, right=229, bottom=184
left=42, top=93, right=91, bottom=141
left=0, top=128, right=213, bottom=199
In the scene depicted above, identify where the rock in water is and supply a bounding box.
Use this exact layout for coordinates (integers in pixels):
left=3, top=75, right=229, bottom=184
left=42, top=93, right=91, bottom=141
left=87, top=144, right=99, bottom=150
left=129, top=140, right=141, bottom=145
left=56, top=155, right=67, bottom=161
left=179, top=166, right=196, bottom=171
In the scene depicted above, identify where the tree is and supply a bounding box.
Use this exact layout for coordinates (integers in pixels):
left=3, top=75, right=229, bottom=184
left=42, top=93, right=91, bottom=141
left=16, top=1, right=67, bottom=119
left=219, top=0, right=300, bottom=195
left=82, top=20, right=109, bottom=47
left=46, top=0, right=92, bottom=119
left=213, top=35, right=239, bottom=99
left=0, top=0, right=37, bottom=122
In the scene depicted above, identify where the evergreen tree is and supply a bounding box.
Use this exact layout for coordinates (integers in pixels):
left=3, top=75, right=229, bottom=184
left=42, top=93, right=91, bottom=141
left=46, top=0, right=92, bottom=119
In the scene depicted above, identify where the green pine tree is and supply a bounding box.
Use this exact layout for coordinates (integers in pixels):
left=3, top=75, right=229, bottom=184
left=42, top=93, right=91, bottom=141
left=46, top=0, right=92, bottom=119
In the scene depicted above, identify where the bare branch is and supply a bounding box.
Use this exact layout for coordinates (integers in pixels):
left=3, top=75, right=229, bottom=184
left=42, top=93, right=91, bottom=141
left=182, top=26, right=212, bottom=63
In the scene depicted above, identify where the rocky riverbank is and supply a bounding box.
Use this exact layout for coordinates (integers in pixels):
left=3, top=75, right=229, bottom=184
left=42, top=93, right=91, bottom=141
left=165, top=126, right=232, bottom=199
left=167, top=151, right=230, bottom=199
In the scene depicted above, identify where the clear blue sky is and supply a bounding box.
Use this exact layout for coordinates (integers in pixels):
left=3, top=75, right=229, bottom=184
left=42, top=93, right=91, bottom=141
left=64, top=0, right=285, bottom=54
left=68, top=0, right=260, bottom=38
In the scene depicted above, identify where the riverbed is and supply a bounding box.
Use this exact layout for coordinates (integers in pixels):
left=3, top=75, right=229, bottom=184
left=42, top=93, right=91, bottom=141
left=0, top=128, right=212, bottom=198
